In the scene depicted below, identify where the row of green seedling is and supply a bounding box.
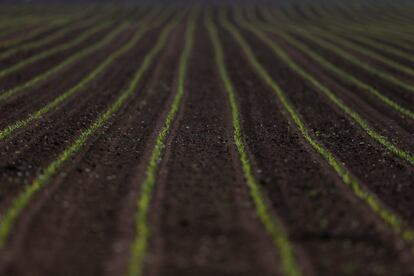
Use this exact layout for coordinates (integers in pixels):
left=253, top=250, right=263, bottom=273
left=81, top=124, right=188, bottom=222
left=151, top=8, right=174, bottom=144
left=0, top=12, right=180, bottom=271
left=0, top=7, right=168, bottom=141
left=207, top=10, right=303, bottom=276
left=225, top=7, right=414, bottom=259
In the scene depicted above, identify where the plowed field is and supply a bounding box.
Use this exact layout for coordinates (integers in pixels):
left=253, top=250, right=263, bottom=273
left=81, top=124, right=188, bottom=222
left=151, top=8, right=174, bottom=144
left=1, top=2, right=414, bottom=275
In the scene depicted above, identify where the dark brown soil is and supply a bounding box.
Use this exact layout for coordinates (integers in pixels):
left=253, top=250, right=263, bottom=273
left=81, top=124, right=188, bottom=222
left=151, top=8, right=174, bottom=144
left=0, top=26, right=135, bottom=128
left=337, top=34, right=414, bottom=69
left=366, top=37, right=414, bottom=57
left=221, top=20, right=414, bottom=276
left=1, top=3, right=414, bottom=276
left=0, top=25, right=42, bottom=44
left=289, top=32, right=414, bottom=109
left=317, top=34, right=414, bottom=83
left=146, top=24, right=281, bottom=276
left=0, top=23, right=118, bottom=90
left=236, top=21, right=414, bottom=224
left=0, top=23, right=96, bottom=69
left=0, top=20, right=176, bottom=276
left=269, top=33, right=414, bottom=149
left=0, top=22, right=169, bottom=212
left=0, top=10, right=108, bottom=52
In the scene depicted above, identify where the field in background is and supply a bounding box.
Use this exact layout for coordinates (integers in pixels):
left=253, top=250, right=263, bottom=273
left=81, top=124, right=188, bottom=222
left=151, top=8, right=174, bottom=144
left=0, top=1, right=414, bottom=275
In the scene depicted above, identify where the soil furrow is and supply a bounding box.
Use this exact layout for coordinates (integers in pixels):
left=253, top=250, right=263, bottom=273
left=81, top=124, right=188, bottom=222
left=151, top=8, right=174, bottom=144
left=0, top=10, right=97, bottom=52
left=0, top=19, right=100, bottom=71
left=365, top=37, right=414, bottom=56
left=0, top=8, right=168, bottom=141
left=318, top=34, right=414, bottom=82
left=0, top=24, right=43, bottom=44
left=0, top=23, right=118, bottom=91
left=0, top=24, right=62, bottom=51
left=0, top=26, right=136, bottom=133
left=244, top=12, right=414, bottom=132
left=290, top=33, right=414, bottom=105
left=0, top=22, right=126, bottom=91
left=0, top=23, right=169, bottom=218
left=230, top=19, right=414, bottom=238
left=335, top=34, right=414, bottom=69
left=1, top=4, right=414, bottom=276
left=267, top=32, right=414, bottom=146
left=0, top=20, right=181, bottom=276
left=268, top=9, right=414, bottom=71
left=234, top=13, right=414, bottom=165
left=0, top=8, right=146, bottom=66
left=219, top=17, right=414, bottom=276
left=145, top=22, right=282, bottom=276
left=208, top=13, right=305, bottom=275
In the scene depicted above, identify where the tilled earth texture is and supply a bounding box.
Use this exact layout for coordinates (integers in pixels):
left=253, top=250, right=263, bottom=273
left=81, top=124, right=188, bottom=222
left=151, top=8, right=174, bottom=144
left=1, top=1, right=414, bottom=276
